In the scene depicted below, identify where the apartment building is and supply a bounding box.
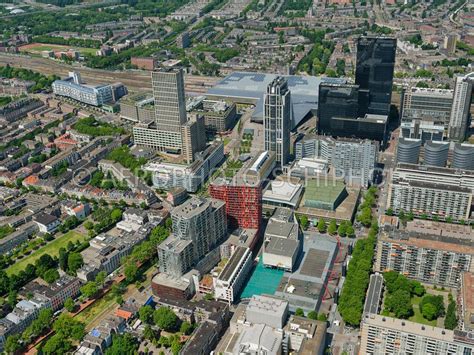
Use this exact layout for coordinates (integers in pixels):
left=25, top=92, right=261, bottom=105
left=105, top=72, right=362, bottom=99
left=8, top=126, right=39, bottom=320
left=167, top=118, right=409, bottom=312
left=21, top=275, right=81, bottom=311
left=375, top=230, right=474, bottom=287
left=360, top=314, right=474, bottom=354
left=214, top=246, right=253, bottom=303
left=0, top=97, right=44, bottom=123
left=295, top=135, right=378, bottom=187
left=388, top=163, right=474, bottom=222
left=209, top=178, right=262, bottom=231
left=77, top=224, right=152, bottom=281
left=189, top=99, right=237, bottom=133
left=158, top=197, right=227, bottom=278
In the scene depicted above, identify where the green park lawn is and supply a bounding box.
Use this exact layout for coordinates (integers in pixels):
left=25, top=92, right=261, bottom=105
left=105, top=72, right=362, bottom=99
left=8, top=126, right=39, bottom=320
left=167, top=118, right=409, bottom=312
left=20, top=43, right=97, bottom=56
left=409, top=296, right=437, bottom=326
left=6, top=230, right=87, bottom=276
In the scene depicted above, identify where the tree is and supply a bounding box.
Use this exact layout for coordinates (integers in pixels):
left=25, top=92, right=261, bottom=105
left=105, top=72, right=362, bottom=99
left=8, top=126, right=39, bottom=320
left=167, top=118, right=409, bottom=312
left=67, top=253, right=83, bottom=274
left=105, top=334, right=138, bottom=355
left=143, top=325, right=156, bottom=341
left=84, top=221, right=94, bottom=230
left=139, top=305, right=154, bottom=324
left=338, top=225, right=378, bottom=326
left=385, top=290, right=413, bottom=319
left=110, top=208, right=122, bottom=222
left=357, top=207, right=372, bottom=227
left=299, top=215, right=309, bottom=230
left=386, top=208, right=393, bottom=216
left=42, top=268, right=60, bottom=284
left=318, top=313, right=327, bottom=322
left=410, top=281, right=425, bottom=297
left=171, top=338, right=183, bottom=355
left=80, top=281, right=98, bottom=299
left=4, top=334, right=22, bottom=354
left=180, top=321, right=193, bottom=335
left=59, top=247, right=68, bottom=271
left=124, top=263, right=139, bottom=282
left=35, top=254, right=56, bottom=277
left=295, top=308, right=305, bottom=317
left=420, top=295, right=445, bottom=320
left=53, top=314, right=85, bottom=341
left=307, top=311, right=318, bottom=320
left=95, top=271, right=107, bottom=287
left=346, top=225, right=355, bottom=238
left=445, top=297, right=458, bottom=330
left=64, top=297, right=75, bottom=312
left=42, top=333, right=72, bottom=355
left=153, top=307, right=179, bottom=332
left=8, top=289, right=17, bottom=307
left=317, top=218, right=327, bottom=233
left=421, top=303, right=438, bottom=321
left=328, top=220, right=337, bottom=235
left=338, top=223, right=347, bottom=237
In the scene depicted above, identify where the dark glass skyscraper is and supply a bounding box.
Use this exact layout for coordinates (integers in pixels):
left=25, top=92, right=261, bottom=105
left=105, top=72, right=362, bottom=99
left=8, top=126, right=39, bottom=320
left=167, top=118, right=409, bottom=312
left=318, top=83, right=361, bottom=133
left=355, top=37, right=397, bottom=116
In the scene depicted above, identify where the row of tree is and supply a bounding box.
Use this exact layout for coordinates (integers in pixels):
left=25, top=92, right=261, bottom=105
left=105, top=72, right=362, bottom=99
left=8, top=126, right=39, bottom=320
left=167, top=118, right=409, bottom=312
left=0, top=65, right=59, bottom=93
left=338, top=222, right=379, bottom=326
left=356, top=186, right=377, bottom=227
left=5, top=313, right=85, bottom=354
left=73, top=116, right=125, bottom=137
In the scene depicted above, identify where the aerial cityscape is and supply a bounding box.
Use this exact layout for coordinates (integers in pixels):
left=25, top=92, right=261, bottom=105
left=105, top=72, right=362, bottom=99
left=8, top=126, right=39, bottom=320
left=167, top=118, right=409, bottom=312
left=0, top=0, right=473, bottom=354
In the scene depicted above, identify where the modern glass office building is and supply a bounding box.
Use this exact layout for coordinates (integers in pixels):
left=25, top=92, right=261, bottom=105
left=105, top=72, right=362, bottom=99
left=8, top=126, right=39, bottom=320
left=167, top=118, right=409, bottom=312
left=355, top=36, right=396, bottom=116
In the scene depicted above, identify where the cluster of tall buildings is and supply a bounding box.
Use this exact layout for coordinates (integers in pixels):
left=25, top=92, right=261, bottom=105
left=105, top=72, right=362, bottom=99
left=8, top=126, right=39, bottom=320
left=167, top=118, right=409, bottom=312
left=317, top=37, right=396, bottom=145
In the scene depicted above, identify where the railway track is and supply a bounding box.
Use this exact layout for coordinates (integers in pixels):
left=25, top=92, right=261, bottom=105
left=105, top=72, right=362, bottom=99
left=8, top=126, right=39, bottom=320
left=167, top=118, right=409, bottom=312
left=0, top=53, right=220, bottom=93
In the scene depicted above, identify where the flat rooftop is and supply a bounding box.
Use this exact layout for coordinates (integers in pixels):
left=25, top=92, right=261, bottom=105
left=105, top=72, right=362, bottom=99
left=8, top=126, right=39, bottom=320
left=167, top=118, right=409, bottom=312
left=304, top=179, right=346, bottom=206
left=246, top=294, right=288, bottom=319
left=263, top=181, right=303, bottom=207
left=218, top=246, right=249, bottom=282
left=297, top=186, right=360, bottom=223
left=240, top=257, right=284, bottom=300
left=265, top=237, right=300, bottom=258
left=364, top=273, right=384, bottom=315
left=207, top=72, right=345, bottom=128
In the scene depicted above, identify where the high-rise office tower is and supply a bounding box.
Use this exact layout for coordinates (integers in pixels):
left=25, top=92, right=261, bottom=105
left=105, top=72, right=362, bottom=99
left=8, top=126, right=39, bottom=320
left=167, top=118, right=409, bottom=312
left=317, top=83, right=362, bottom=133
left=355, top=37, right=396, bottom=116
left=264, top=77, right=291, bottom=168
left=152, top=68, right=187, bottom=133
left=448, top=74, right=473, bottom=141
left=209, top=179, right=262, bottom=232
left=133, top=68, right=206, bottom=162
left=400, top=87, right=453, bottom=142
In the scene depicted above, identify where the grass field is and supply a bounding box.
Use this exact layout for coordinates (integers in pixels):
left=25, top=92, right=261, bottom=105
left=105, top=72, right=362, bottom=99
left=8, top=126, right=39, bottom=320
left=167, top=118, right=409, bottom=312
left=19, top=43, right=97, bottom=56
left=409, top=295, right=438, bottom=326
left=6, top=230, right=87, bottom=276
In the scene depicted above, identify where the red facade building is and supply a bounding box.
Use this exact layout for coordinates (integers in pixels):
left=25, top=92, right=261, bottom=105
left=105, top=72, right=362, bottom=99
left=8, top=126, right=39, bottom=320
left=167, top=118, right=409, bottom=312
left=209, top=181, right=262, bottom=232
